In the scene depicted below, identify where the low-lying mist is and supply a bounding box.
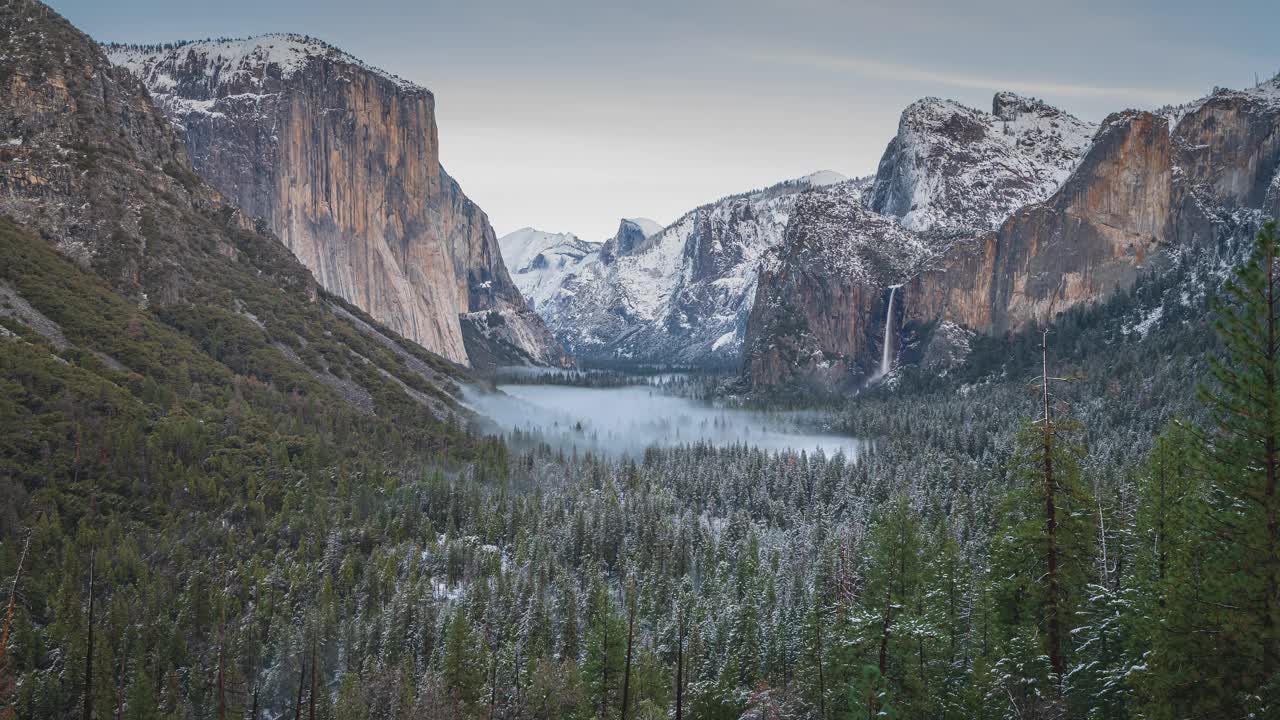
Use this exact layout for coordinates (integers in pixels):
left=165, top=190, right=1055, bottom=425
left=461, top=382, right=865, bottom=458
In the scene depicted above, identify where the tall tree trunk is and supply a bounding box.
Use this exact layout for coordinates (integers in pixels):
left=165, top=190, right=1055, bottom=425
left=620, top=596, right=635, bottom=720
left=877, top=574, right=894, bottom=676
left=83, top=548, right=96, bottom=720
left=217, top=576, right=227, bottom=720
left=308, top=640, right=317, bottom=720
left=486, top=614, right=498, bottom=720
left=250, top=586, right=276, bottom=720
left=814, top=596, right=825, bottom=720
left=0, top=532, right=29, bottom=668
left=293, top=645, right=306, bottom=720
left=114, top=643, right=125, bottom=720
left=600, top=614, right=609, bottom=719
left=1264, top=239, right=1279, bottom=678
left=1041, top=332, right=1064, bottom=678
left=1156, top=438, right=1168, bottom=601
left=675, top=604, right=684, bottom=720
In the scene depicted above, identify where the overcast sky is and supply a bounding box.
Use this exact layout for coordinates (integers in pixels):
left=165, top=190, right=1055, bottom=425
left=52, top=0, right=1278, bottom=240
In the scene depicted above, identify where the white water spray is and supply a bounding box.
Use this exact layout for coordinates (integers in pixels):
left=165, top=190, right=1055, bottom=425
left=879, top=285, right=900, bottom=378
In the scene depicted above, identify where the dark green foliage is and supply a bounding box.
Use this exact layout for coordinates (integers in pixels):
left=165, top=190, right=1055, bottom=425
left=1, top=166, right=1276, bottom=720
left=1135, top=219, right=1280, bottom=717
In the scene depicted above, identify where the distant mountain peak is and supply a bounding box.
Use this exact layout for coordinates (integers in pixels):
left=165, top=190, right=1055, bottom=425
left=622, top=217, right=664, bottom=238
left=800, top=170, right=849, bottom=187
left=991, top=91, right=1065, bottom=120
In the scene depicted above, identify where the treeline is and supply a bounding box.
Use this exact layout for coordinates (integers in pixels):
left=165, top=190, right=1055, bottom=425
left=0, top=223, right=1277, bottom=719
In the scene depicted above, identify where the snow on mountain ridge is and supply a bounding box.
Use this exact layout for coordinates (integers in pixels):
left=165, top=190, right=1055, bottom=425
left=869, top=92, right=1095, bottom=233
left=1156, top=71, right=1280, bottom=135
left=510, top=172, right=863, bottom=365
left=624, top=217, right=664, bottom=238
left=105, top=34, right=425, bottom=99
left=802, top=170, right=849, bottom=187
left=498, top=228, right=601, bottom=313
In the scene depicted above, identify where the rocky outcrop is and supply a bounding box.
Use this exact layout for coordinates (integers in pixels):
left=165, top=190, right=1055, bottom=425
left=868, top=93, right=1095, bottom=233
left=743, top=184, right=943, bottom=388
left=906, top=109, right=1172, bottom=335
left=599, top=218, right=657, bottom=264
left=746, top=81, right=1280, bottom=391
left=0, top=3, right=200, bottom=297
left=107, top=37, right=570, bottom=368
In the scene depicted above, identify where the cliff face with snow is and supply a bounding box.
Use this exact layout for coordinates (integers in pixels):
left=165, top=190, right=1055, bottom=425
left=500, top=173, right=852, bottom=366
left=746, top=82, right=1280, bottom=390
left=107, top=37, right=571, bottom=368
left=744, top=184, right=942, bottom=387
left=868, top=93, right=1095, bottom=233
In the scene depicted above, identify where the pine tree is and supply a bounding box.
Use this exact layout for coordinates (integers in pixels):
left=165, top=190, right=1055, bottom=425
left=1132, top=423, right=1206, bottom=718
left=441, top=609, right=483, bottom=714
left=863, top=497, right=923, bottom=717
left=583, top=572, right=624, bottom=719
left=1173, top=219, right=1280, bottom=714
left=989, top=332, right=1096, bottom=713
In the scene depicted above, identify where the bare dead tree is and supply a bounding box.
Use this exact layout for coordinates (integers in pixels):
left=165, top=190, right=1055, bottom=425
left=1036, top=329, right=1069, bottom=679
left=249, top=584, right=277, bottom=720
left=292, top=640, right=306, bottom=720
left=308, top=639, right=317, bottom=720
left=0, top=531, right=30, bottom=667
left=217, top=565, right=228, bottom=720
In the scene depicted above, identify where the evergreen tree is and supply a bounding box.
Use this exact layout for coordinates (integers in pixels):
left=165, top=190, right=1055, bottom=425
left=1168, top=219, right=1280, bottom=715
left=863, top=497, right=924, bottom=717
left=989, top=333, right=1097, bottom=714
left=583, top=572, right=625, bottom=719
left=441, top=608, right=483, bottom=715
left=1132, top=423, right=1206, bottom=718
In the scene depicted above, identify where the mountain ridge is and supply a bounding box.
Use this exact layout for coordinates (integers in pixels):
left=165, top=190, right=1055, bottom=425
left=744, top=79, right=1280, bottom=390
left=499, top=171, right=856, bottom=366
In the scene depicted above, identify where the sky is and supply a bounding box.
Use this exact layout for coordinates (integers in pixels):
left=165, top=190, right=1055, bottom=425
left=51, top=0, right=1279, bottom=241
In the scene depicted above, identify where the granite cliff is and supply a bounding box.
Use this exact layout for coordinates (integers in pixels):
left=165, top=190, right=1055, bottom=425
left=746, top=83, right=1280, bottom=390
left=0, top=0, right=470, bottom=421
left=107, top=37, right=570, bottom=368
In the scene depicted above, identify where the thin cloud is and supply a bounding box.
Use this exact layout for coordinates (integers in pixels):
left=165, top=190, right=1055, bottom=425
left=750, top=50, right=1191, bottom=107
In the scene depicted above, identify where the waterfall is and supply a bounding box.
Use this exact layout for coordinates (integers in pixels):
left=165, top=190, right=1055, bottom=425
left=879, top=286, right=898, bottom=378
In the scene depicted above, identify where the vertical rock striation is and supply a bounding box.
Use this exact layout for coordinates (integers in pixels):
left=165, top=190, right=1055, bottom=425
left=107, top=37, right=570, bottom=367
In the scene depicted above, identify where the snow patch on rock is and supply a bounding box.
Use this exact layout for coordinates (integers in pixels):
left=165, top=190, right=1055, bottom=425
left=868, top=93, right=1095, bottom=233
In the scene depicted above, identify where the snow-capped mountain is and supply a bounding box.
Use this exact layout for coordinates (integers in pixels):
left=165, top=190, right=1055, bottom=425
left=499, top=228, right=604, bottom=311
left=501, top=172, right=856, bottom=366
left=868, top=92, right=1095, bottom=233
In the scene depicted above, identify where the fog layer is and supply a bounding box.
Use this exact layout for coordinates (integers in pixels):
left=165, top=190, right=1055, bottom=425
left=462, top=383, right=865, bottom=458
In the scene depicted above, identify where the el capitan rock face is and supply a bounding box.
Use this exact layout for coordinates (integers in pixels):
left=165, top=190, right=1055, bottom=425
left=107, top=37, right=570, bottom=368
left=746, top=83, right=1280, bottom=391
left=0, top=0, right=470, bottom=420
